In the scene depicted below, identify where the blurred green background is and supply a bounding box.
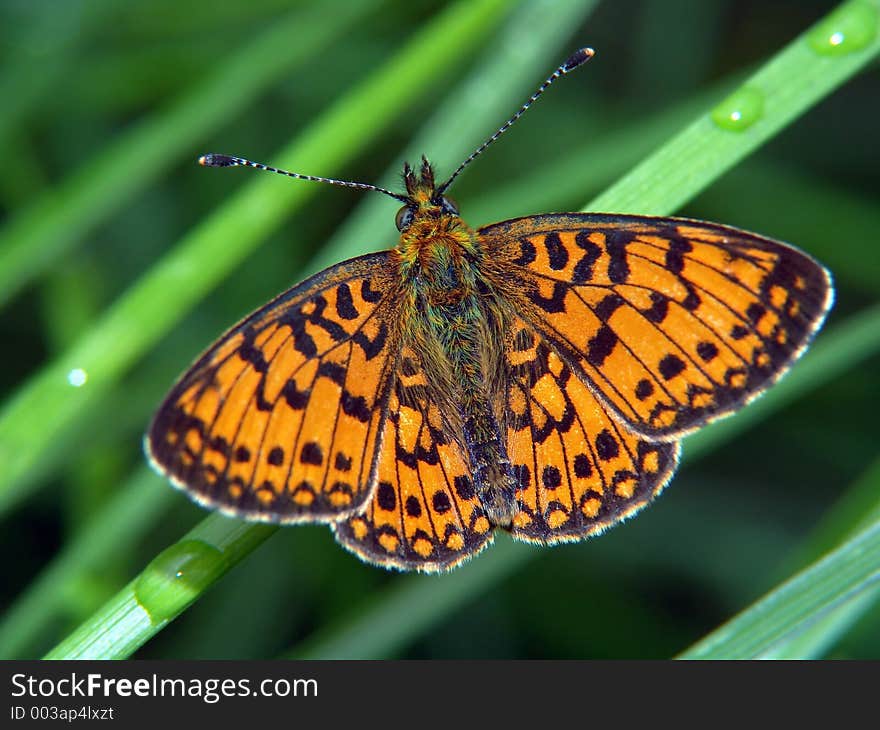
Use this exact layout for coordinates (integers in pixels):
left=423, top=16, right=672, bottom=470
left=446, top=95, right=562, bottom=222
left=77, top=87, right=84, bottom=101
left=1, top=0, right=878, bottom=659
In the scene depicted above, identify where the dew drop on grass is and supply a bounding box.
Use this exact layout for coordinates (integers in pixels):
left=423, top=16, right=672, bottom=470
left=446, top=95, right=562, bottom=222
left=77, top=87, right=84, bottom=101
left=807, top=1, right=877, bottom=56
left=134, top=539, right=226, bottom=624
left=67, top=368, right=88, bottom=387
left=710, top=86, right=764, bottom=132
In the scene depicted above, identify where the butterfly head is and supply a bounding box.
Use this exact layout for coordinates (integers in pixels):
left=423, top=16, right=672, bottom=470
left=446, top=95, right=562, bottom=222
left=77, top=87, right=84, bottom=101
left=395, top=156, right=460, bottom=232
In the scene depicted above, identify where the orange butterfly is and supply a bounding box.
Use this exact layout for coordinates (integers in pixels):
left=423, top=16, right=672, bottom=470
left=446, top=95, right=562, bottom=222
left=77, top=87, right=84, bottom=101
left=147, top=49, right=833, bottom=571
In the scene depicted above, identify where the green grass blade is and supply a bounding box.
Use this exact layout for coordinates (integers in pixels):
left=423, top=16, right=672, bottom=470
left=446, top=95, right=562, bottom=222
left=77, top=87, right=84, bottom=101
left=792, top=456, right=880, bottom=566
left=587, top=0, right=880, bottom=215
left=43, top=514, right=278, bottom=660
left=0, top=467, right=173, bottom=659
left=758, top=589, right=880, bottom=660
left=756, top=456, right=880, bottom=659
left=677, top=519, right=880, bottom=660
left=0, top=2, right=381, bottom=309
left=465, top=74, right=744, bottom=224
left=0, top=0, right=513, bottom=518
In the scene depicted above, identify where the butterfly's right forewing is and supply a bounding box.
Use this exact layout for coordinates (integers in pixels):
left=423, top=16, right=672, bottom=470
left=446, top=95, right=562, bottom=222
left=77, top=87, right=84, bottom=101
left=482, top=213, right=832, bottom=440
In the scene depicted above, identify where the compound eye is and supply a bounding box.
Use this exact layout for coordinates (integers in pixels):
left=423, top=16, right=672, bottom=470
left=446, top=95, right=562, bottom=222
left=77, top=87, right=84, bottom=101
left=395, top=206, right=415, bottom=231
left=440, top=195, right=459, bottom=216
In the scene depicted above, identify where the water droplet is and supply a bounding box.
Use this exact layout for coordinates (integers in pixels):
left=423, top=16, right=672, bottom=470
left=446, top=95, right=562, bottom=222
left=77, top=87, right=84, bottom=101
left=807, top=1, right=878, bottom=56
left=134, top=539, right=226, bottom=624
left=710, top=86, right=764, bottom=132
left=67, top=368, right=88, bottom=387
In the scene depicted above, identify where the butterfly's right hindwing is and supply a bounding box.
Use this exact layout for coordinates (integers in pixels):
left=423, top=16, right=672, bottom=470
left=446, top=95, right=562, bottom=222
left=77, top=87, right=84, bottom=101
left=146, top=252, right=401, bottom=523
left=503, top=318, right=679, bottom=543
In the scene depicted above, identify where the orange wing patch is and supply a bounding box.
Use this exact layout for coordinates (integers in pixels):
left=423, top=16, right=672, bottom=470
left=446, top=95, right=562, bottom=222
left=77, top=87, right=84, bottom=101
left=334, top=346, right=493, bottom=570
left=482, top=214, right=833, bottom=439
left=147, top=253, right=400, bottom=522
left=504, top=319, right=679, bottom=542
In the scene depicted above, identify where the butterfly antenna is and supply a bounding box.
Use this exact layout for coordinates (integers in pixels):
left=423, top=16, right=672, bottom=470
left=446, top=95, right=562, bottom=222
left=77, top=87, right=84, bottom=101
left=437, top=47, right=594, bottom=196
left=198, top=154, right=410, bottom=203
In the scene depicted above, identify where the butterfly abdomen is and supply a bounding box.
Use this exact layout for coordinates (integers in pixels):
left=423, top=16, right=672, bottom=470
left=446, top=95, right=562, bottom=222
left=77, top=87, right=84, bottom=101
left=399, top=226, right=518, bottom=528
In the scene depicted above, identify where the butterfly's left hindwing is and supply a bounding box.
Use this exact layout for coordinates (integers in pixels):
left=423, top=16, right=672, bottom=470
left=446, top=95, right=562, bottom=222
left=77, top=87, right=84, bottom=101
left=334, top=346, right=494, bottom=571
left=147, top=252, right=401, bottom=523
left=482, top=213, right=833, bottom=439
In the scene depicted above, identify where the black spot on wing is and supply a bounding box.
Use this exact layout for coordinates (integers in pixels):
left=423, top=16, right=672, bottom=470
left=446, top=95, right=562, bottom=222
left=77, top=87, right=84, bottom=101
left=353, top=321, right=388, bottom=360
left=528, top=281, right=567, bottom=314
left=747, top=302, right=766, bottom=324
left=572, top=231, right=602, bottom=284
left=289, top=318, right=317, bottom=358
left=587, top=324, right=617, bottom=367
left=300, top=441, right=324, bottom=465
left=335, top=283, right=358, bottom=320
left=595, top=293, right=625, bottom=322
left=267, top=446, right=284, bottom=466
left=696, top=341, right=719, bottom=362
left=664, top=234, right=693, bottom=275
left=377, top=481, right=396, bottom=511
left=605, top=229, right=633, bottom=284
left=542, top=465, right=562, bottom=489
left=513, top=463, right=531, bottom=489
left=682, top=284, right=701, bottom=312
left=635, top=379, right=654, bottom=401
left=643, top=292, right=669, bottom=324
left=573, top=453, right=592, bottom=478
left=658, top=354, right=686, bottom=380
left=317, top=360, right=346, bottom=385
left=432, top=490, right=452, bottom=514
left=544, top=232, right=568, bottom=271
left=595, top=430, right=619, bottom=461
left=454, top=475, right=475, bottom=500
left=514, top=239, right=537, bottom=266
left=282, top=380, right=310, bottom=410
left=238, top=333, right=268, bottom=373
left=341, top=391, right=371, bottom=423
left=335, top=452, right=352, bottom=471
left=405, top=496, right=422, bottom=518
left=360, top=278, right=383, bottom=303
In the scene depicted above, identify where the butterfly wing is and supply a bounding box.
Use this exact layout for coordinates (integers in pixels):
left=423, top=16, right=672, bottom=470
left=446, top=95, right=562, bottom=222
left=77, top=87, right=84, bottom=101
left=146, top=252, right=401, bottom=522
left=481, top=213, right=833, bottom=439
left=334, top=345, right=494, bottom=571
left=504, top=318, right=679, bottom=542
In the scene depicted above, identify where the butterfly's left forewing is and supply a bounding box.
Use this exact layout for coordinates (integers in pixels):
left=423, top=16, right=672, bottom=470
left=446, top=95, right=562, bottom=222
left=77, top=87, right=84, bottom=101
left=147, top=252, right=401, bottom=523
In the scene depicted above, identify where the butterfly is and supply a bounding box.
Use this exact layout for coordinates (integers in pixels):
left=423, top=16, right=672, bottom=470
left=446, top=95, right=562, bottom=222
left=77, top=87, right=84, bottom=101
left=146, top=49, right=833, bottom=572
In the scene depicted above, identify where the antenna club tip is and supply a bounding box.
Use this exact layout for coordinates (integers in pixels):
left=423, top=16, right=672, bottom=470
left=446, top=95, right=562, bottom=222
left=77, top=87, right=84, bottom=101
left=562, top=47, right=595, bottom=72
left=199, top=153, right=236, bottom=167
